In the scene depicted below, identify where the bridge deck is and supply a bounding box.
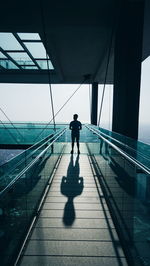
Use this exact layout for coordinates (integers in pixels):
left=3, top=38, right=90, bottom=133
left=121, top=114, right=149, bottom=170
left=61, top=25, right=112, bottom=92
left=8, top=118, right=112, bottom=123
left=18, top=144, right=128, bottom=266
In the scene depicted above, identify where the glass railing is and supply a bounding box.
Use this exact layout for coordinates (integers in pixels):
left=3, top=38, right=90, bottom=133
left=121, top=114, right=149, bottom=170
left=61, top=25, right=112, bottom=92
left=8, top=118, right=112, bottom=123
left=0, top=128, right=67, bottom=191
left=62, top=124, right=100, bottom=143
left=88, top=124, right=150, bottom=169
left=86, top=125, right=150, bottom=266
left=0, top=122, right=63, bottom=145
left=0, top=128, right=66, bottom=266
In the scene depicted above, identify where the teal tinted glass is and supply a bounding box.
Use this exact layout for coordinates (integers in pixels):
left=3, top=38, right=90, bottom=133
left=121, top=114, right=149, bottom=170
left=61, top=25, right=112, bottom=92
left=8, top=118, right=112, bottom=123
left=8, top=52, right=34, bottom=65
left=0, top=128, right=65, bottom=266
left=24, top=42, right=47, bottom=58
left=17, top=33, right=41, bottom=40
left=0, top=51, right=7, bottom=58
left=0, top=33, right=23, bottom=50
left=8, top=52, right=32, bottom=61
left=36, top=60, right=54, bottom=69
left=0, top=60, right=19, bottom=69
left=21, top=66, right=38, bottom=69
left=18, top=61, right=35, bottom=65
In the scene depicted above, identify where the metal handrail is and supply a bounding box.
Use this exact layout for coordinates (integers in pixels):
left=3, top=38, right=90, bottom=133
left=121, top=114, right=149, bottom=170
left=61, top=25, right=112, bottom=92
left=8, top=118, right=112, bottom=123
left=90, top=125, right=150, bottom=162
left=0, top=128, right=59, bottom=169
left=86, top=125, right=150, bottom=175
left=0, top=128, right=66, bottom=197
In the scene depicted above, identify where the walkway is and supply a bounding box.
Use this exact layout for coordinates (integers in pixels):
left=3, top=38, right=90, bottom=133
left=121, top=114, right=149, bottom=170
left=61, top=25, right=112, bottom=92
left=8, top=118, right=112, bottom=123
left=18, top=144, right=128, bottom=266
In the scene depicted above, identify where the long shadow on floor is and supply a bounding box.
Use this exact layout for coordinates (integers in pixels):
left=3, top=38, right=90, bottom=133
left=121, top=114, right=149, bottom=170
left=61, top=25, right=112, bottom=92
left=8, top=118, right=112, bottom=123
left=61, top=154, right=84, bottom=226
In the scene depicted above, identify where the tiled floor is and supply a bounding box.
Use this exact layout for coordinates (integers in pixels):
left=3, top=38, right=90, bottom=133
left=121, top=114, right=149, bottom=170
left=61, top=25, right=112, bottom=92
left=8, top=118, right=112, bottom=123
left=19, top=144, right=128, bottom=266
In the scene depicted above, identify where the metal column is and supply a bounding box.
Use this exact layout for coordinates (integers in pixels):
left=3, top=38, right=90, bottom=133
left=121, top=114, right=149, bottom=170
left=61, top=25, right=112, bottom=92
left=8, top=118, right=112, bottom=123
left=91, top=82, right=98, bottom=125
left=112, top=1, right=144, bottom=139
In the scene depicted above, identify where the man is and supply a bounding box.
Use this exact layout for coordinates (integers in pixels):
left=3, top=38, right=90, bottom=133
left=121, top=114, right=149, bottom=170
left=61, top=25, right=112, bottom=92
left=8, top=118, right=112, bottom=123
left=69, top=114, right=82, bottom=154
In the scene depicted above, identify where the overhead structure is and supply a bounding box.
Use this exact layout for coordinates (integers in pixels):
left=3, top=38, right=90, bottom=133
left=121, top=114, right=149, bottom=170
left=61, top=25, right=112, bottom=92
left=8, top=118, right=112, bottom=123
left=0, top=0, right=118, bottom=84
left=0, top=0, right=148, bottom=140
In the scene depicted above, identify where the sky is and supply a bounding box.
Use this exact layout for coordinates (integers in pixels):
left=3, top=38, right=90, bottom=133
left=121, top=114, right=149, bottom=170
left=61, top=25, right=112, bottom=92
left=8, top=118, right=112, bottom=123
left=138, top=56, right=150, bottom=142
left=139, top=56, right=150, bottom=125
left=0, top=84, right=90, bottom=123
left=0, top=52, right=149, bottom=141
left=0, top=83, right=113, bottom=127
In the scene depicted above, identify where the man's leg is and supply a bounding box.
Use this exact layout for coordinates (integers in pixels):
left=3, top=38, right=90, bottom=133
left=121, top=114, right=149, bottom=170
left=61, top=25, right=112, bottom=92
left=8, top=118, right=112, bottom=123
left=76, top=134, right=80, bottom=154
left=71, top=134, right=75, bottom=153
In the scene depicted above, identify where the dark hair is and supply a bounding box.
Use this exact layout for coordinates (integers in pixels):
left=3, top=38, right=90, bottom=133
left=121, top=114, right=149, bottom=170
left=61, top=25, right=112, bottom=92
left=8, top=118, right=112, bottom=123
left=73, top=114, right=78, bottom=119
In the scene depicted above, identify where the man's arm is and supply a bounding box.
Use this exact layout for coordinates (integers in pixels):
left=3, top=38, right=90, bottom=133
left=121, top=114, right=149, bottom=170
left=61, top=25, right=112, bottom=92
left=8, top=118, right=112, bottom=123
left=69, top=122, right=72, bottom=130
left=79, top=122, right=82, bottom=130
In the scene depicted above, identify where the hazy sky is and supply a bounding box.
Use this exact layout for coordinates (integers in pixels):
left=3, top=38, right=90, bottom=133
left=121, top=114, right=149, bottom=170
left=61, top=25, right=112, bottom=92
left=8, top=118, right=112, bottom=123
left=0, top=83, right=113, bottom=127
left=0, top=84, right=90, bottom=123
left=139, top=56, right=150, bottom=125
left=0, top=59, right=148, bottom=130
left=0, top=57, right=149, bottom=143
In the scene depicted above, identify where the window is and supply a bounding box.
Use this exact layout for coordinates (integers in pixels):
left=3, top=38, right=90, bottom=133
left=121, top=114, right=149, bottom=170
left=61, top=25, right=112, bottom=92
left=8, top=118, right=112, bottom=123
left=0, top=33, right=54, bottom=71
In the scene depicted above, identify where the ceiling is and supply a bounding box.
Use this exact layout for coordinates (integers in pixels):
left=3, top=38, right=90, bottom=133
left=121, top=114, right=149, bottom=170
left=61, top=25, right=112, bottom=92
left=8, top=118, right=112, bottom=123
left=0, top=0, right=146, bottom=84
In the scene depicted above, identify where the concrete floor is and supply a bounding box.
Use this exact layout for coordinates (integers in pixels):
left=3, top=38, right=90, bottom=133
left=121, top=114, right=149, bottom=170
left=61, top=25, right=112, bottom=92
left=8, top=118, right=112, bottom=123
left=18, top=144, right=128, bottom=266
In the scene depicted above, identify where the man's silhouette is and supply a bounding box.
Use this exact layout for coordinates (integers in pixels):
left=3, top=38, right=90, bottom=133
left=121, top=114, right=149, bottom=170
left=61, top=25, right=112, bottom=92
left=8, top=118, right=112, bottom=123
left=69, top=114, right=82, bottom=154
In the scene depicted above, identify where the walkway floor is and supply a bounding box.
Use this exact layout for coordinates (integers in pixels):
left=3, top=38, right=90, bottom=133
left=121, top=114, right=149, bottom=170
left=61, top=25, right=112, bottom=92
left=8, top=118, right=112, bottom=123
left=18, top=144, right=128, bottom=266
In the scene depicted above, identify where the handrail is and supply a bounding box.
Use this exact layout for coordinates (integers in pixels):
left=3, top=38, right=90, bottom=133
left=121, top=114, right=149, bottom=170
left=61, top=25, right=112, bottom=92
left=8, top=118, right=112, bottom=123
left=90, top=125, right=150, bottom=162
left=0, top=127, right=63, bottom=170
left=21, top=128, right=65, bottom=161
left=86, top=125, right=150, bottom=175
left=0, top=128, right=66, bottom=197
left=0, top=126, right=60, bottom=130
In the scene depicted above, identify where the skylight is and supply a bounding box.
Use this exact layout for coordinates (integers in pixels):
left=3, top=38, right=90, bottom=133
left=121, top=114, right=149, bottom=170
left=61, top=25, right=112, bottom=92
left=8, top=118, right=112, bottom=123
left=24, top=42, right=47, bottom=59
left=0, top=32, right=54, bottom=71
left=21, top=66, right=39, bottom=69
left=17, top=33, right=41, bottom=40
left=0, top=33, right=23, bottom=50
left=0, top=51, right=6, bottom=58
left=8, top=52, right=34, bottom=65
left=0, top=60, right=19, bottom=69
left=36, top=60, right=54, bottom=70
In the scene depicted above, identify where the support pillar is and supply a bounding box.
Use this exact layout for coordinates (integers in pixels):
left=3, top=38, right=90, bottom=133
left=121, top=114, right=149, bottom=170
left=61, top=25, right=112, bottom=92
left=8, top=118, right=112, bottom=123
left=112, top=2, right=144, bottom=139
left=91, top=82, right=98, bottom=125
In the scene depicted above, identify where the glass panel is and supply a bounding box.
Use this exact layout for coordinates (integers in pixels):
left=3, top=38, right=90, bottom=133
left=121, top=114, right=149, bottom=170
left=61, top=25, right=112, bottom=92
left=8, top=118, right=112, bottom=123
left=0, top=51, right=7, bottom=58
left=86, top=128, right=150, bottom=266
left=21, top=66, right=38, bottom=69
left=0, top=139, right=65, bottom=266
left=7, top=52, right=34, bottom=65
left=8, top=52, right=32, bottom=61
left=18, top=61, right=35, bottom=65
left=0, top=128, right=65, bottom=188
left=17, top=33, right=41, bottom=40
left=0, top=33, right=23, bottom=50
left=0, top=122, right=61, bottom=145
left=24, top=42, right=47, bottom=58
left=90, top=125, right=150, bottom=169
left=0, top=60, right=19, bottom=69
left=36, top=60, right=54, bottom=69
